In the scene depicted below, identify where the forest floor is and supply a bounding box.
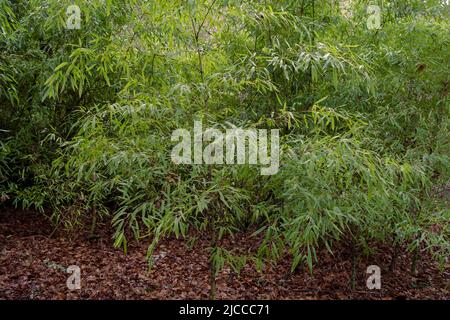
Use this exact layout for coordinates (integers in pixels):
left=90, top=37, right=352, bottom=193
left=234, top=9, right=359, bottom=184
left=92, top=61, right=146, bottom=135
left=0, top=208, right=448, bottom=300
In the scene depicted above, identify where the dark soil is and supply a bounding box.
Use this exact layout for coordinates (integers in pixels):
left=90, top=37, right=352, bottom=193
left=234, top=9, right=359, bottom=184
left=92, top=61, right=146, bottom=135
left=0, top=208, right=448, bottom=300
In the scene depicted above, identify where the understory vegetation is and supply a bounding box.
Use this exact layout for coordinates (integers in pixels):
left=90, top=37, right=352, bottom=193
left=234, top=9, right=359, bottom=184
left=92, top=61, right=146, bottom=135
left=0, top=0, right=448, bottom=298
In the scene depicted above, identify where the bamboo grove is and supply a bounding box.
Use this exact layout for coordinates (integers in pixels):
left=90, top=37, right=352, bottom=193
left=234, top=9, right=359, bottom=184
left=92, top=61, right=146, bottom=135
left=0, top=0, right=449, bottom=298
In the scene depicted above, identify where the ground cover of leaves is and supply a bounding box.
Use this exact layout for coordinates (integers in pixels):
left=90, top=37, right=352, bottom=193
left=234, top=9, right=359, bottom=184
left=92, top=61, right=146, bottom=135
left=0, top=209, right=448, bottom=300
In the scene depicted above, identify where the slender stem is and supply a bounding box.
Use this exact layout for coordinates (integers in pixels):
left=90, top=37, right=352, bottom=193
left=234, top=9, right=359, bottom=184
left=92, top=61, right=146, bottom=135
left=389, top=241, right=399, bottom=272
left=209, top=228, right=217, bottom=300
left=351, top=248, right=357, bottom=290
left=189, top=0, right=218, bottom=112
left=411, top=235, right=421, bottom=276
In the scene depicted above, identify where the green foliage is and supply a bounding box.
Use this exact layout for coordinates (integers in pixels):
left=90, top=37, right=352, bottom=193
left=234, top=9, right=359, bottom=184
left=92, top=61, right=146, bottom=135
left=1, top=0, right=448, bottom=289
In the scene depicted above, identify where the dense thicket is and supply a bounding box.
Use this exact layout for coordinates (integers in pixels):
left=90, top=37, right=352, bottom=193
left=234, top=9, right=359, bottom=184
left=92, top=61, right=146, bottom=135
left=0, top=0, right=448, bottom=298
